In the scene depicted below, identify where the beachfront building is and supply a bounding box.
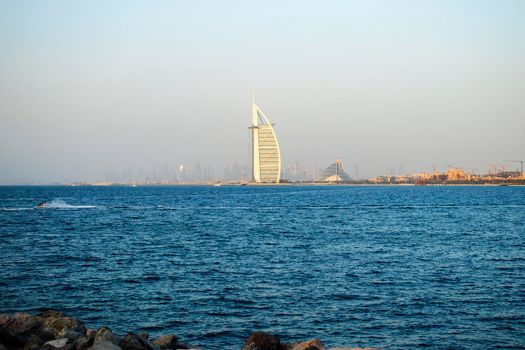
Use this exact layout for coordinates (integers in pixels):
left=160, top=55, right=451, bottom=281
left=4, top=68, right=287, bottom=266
left=320, top=160, right=352, bottom=182
left=249, top=101, right=281, bottom=183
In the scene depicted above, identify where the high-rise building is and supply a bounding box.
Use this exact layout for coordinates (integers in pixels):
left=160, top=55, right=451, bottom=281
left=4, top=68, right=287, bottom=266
left=249, top=100, right=281, bottom=183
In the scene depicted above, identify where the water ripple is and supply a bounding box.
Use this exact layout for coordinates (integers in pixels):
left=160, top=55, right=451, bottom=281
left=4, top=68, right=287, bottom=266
left=0, top=185, right=524, bottom=349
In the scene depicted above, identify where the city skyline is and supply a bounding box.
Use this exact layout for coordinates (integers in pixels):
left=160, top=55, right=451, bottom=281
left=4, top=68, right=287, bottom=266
left=10, top=158, right=521, bottom=185
left=1, top=1, right=524, bottom=184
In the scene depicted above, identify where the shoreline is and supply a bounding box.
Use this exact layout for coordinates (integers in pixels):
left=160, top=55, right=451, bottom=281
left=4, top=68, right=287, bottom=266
left=0, top=311, right=374, bottom=350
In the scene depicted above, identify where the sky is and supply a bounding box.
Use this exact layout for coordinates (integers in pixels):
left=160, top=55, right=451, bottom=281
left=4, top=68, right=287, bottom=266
left=0, top=0, right=524, bottom=183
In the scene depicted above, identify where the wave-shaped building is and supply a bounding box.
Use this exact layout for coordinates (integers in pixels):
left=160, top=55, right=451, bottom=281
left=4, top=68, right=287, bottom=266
left=249, top=101, right=281, bottom=183
left=320, top=160, right=352, bottom=182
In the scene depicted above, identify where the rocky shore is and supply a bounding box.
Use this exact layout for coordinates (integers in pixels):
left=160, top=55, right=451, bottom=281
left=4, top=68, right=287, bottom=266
left=0, top=311, right=375, bottom=350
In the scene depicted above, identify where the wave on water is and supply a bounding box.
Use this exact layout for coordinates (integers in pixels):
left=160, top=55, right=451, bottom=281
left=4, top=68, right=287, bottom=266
left=1, top=207, right=34, bottom=211
left=38, top=199, right=96, bottom=209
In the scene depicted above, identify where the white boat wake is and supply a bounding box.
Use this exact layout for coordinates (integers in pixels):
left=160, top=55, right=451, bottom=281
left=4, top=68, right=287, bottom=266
left=37, top=199, right=96, bottom=209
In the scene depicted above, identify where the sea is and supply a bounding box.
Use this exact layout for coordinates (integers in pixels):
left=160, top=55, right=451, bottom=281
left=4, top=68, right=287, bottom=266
left=0, top=185, right=524, bottom=349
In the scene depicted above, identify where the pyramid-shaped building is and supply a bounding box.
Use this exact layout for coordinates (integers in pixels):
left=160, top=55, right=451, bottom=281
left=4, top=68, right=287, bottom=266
left=320, top=160, right=352, bottom=182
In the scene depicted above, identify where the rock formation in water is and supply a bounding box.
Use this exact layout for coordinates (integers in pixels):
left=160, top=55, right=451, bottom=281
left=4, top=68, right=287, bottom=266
left=240, top=332, right=376, bottom=350
left=0, top=311, right=190, bottom=350
left=0, top=311, right=374, bottom=350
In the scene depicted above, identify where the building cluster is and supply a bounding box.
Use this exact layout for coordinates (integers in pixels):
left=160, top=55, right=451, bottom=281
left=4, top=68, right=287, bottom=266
left=369, top=167, right=524, bottom=184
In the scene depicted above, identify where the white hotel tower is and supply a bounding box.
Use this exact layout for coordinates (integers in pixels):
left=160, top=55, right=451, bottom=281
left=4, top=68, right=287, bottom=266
left=249, top=99, right=281, bottom=183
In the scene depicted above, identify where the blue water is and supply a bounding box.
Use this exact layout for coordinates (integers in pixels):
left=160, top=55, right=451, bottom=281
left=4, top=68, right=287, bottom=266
left=1, top=186, right=524, bottom=349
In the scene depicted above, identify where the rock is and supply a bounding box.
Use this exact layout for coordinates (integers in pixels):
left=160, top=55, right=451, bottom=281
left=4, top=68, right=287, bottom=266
left=88, top=340, right=122, bottom=350
left=37, top=311, right=87, bottom=337
left=0, top=312, right=54, bottom=349
left=175, top=342, right=191, bottom=349
left=58, top=328, right=85, bottom=342
left=94, top=327, right=121, bottom=345
left=119, top=333, right=160, bottom=350
left=152, top=334, right=178, bottom=350
left=138, top=333, right=149, bottom=340
left=327, top=348, right=378, bottom=350
left=241, top=332, right=281, bottom=350
left=73, top=336, right=95, bottom=350
left=285, top=339, right=325, bottom=350
left=73, top=330, right=96, bottom=350
left=43, top=338, right=69, bottom=349
left=0, top=313, right=32, bottom=348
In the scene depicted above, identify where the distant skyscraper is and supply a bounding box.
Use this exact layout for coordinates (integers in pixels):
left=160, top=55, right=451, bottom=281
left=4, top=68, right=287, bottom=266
left=249, top=99, right=281, bottom=183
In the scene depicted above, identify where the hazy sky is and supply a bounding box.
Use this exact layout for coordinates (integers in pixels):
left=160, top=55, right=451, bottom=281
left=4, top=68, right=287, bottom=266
left=1, top=0, right=524, bottom=183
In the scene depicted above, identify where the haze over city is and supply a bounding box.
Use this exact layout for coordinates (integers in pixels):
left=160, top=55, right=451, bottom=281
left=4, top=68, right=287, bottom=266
left=1, top=1, right=524, bottom=184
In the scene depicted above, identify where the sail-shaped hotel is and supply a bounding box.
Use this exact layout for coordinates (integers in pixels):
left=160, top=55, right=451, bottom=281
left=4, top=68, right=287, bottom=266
left=249, top=101, right=281, bottom=183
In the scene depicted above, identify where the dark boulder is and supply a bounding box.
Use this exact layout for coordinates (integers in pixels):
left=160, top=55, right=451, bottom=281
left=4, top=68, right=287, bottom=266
left=0, top=312, right=54, bottom=349
left=36, top=311, right=87, bottom=338
left=327, top=348, right=378, bottom=350
left=94, top=327, right=121, bottom=345
left=119, top=333, right=159, bottom=350
left=174, top=341, right=191, bottom=349
left=151, top=334, right=178, bottom=350
left=241, top=332, right=281, bottom=350
left=284, top=339, right=325, bottom=350
left=73, top=335, right=95, bottom=350
left=87, top=330, right=97, bottom=340
left=58, top=328, right=85, bottom=342
left=88, top=340, right=122, bottom=350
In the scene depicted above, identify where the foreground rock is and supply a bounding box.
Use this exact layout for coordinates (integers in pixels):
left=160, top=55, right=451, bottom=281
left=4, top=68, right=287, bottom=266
left=284, top=338, right=325, bottom=350
left=119, top=332, right=160, bottom=350
left=152, top=334, right=192, bottom=349
left=0, top=312, right=55, bottom=349
left=241, top=332, right=377, bottom=350
left=89, top=340, right=122, bottom=350
left=240, top=334, right=326, bottom=350
left=0, top=312, right=188, bottom=350
left=241, top=332, right=281, bottom=350
left=37, top=310, right=87, bottom=338
left=0, top=312, right=374, bottom=350
left=94, top=327, right=121, bottom=346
